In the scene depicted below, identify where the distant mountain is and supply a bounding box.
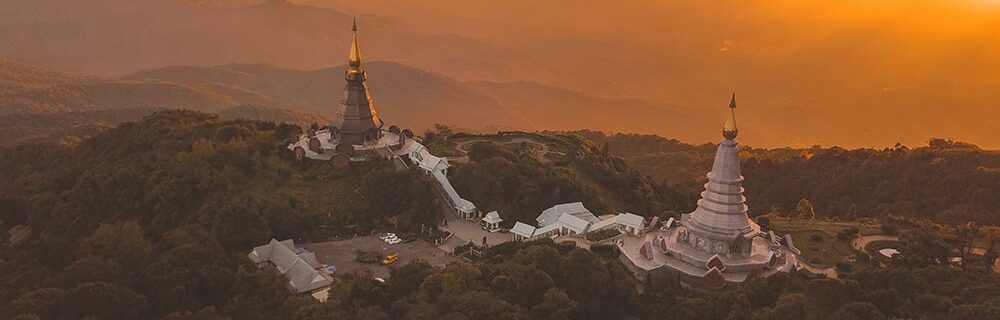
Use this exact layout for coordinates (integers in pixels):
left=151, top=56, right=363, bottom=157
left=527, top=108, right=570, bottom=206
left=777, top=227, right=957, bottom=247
left=0, top=104, right=324, bottom=147
left=0, top=60, right=708, bottom=145
left=0, top=61, right=238, bottom=115
left=0, top=108, right=157, bottom=146
left=216, top=104, right=326, bottom=125
left=0, top=0, right=555, bottom=88
left=6, top=0, right=1000, bottom=148
left=123, top=62, right=711, bottom=140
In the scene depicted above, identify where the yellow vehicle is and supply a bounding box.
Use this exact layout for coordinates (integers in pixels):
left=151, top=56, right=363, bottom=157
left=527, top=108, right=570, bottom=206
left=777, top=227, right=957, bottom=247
left=382, top=253, right=399, bottom=266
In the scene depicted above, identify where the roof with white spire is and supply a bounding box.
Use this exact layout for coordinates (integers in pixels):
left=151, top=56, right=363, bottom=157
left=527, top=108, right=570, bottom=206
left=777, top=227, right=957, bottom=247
left=684, top=94, right=752, bottom=238
left=336, top=19, right=384, bottom=146
left=723, top=93, right=738, bottom=140
left=348, top=17, right=362, bottom=69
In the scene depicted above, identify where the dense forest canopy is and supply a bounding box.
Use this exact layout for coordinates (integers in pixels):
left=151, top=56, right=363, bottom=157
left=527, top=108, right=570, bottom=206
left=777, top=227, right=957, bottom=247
left=0, top=110, right=444, bottom=319
left=448, top=134, right=693, bottom=227
left=1, top=112, right=999, bottom=319
left=573, top=130, right=1000, bottom=225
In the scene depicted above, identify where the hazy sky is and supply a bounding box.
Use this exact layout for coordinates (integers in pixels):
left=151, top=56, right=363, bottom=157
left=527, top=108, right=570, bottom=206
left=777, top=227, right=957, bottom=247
left=4, top=0, right=1000, bottom=148
left=301, top=0, right=1000, bottom=148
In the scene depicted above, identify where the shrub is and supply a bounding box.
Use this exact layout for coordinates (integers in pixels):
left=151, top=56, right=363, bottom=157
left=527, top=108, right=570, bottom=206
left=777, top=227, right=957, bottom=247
left=835, top=262, right=854, bottom=272
left=881, top=224, right=898, bottom=235
left=585, top=228, right=621, bottom=242
left=809, top=234, right=825, bottom=242
left=589, top=243, right=618, bottom=256
left=756, top=216, right=771, bottom=231
left=837, top=227, right=860, bottom=240
left=556, top=241, right=577, bottom=254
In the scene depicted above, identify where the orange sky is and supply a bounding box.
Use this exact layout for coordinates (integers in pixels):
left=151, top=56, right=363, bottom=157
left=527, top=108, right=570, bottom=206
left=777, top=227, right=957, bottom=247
left=4, top=0, right=1000, bottom=148
left=302, top=0, right=1000, bottom=148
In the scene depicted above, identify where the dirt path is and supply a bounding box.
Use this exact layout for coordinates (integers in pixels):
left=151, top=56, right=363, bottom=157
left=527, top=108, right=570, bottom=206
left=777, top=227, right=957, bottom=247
left=851, top=235, right=899, bottom=250
left=449, top=137, right=563, bottom=164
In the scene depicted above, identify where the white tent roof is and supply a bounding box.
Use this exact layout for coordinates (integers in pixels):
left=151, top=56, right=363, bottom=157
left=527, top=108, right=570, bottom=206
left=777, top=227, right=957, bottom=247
left=589, top=216, right=618, bottom=231
left=557, top=213, right=591, bottom=234
left=395, top=138, right=476, bottom=215
left=483, top=211, right=503, bottom=224
left=511, top=222, right=536, bottom=238
left=617, top=213, right=645, bottom=229
left=537, top=202, right=598, bottom=227
left=287, top=259, right=333, bottom=293
left=247, top=238, right=332, bottom=294
left=663, top=217, right=677, bottom=229
left=401, top=140, right=447, bottom=172
left=535, top=223, right=562, bottom=236
left=299, top=251, right=322, bottom=269
left=249, top=239, right=295, bottom=263
left=432, top=169, right=477, bottom=214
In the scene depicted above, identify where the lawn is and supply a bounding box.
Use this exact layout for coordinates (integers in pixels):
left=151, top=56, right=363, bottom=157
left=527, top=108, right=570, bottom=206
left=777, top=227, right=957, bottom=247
left=789, top=229, right=859, bottom=268
left=770, top=218, right=880, bottom=236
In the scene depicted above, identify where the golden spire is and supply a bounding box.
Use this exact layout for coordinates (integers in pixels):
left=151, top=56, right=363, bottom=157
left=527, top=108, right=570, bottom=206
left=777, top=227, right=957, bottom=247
left=348, top=17, right=362, bottom=70
left=723, top=93, right=738, bottom=140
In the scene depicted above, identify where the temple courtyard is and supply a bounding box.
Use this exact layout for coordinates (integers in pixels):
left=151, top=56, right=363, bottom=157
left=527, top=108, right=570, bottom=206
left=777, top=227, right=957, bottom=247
left=302, top=236, right=458, bottom=279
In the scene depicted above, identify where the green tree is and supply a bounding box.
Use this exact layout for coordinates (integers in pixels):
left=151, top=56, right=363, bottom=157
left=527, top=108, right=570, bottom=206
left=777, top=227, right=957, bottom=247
left=61, top=282, right=148, bottom=319
left=529, top=288, right=578, bottom=320
left=8, top=288, right=65, bottom=319
left=796, top=198, right=816, bottom=225
left=79, top=221, right=152, bottom=271
left=206, top=194, right=272, bottom=249
left=831, top=302, right=887, bottom=320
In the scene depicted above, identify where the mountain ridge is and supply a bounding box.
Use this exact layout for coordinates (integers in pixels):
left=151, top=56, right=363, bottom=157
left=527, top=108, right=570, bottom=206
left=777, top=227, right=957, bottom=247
left=1, top=60, right=710, bottom=145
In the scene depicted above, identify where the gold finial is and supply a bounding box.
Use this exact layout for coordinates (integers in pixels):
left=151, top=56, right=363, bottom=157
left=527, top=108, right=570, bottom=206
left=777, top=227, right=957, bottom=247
left=723, top=93, right=738, bottom=140
left=348, top=18, right=362, bottom=69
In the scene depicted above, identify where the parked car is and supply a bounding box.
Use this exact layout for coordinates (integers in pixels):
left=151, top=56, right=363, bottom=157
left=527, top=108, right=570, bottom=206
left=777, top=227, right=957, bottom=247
left=356, top=250, right=382, bottom=264
left=383, top=253, right=399, bottom=266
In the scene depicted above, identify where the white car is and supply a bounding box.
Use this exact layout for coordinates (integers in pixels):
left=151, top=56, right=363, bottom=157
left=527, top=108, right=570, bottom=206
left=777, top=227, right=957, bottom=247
left=384, top=234, right=402, bottom=244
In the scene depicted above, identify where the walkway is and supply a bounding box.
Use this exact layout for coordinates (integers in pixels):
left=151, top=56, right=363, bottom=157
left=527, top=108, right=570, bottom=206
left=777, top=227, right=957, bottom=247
left=851, top=235, right=900, bottom=250
left=786, top=234, right=901, bottom=280
left=449, top=137, right=564, bottom=164
left=773, top=245, right=839, bottom=279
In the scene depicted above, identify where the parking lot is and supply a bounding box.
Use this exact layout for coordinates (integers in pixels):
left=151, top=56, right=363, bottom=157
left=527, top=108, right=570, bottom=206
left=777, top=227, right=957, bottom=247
left=303, top=236, right=458, bottom=279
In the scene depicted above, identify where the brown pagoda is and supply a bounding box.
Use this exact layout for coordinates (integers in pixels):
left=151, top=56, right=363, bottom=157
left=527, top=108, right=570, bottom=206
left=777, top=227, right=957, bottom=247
left=332, top=19, right=383, bottom=146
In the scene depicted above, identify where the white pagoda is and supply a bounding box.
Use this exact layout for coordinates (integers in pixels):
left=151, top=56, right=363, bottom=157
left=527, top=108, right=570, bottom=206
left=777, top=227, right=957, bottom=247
left=620, top=95, right=778, bottom=290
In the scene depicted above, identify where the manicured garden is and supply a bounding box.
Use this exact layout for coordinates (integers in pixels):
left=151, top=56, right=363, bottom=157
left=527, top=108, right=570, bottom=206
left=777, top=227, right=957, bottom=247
left=586, top=228, right=622, bottom=242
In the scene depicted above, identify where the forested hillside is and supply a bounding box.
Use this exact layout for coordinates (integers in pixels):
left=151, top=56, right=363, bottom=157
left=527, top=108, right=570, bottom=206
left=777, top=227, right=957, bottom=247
left=0, top=110, right=444, bottom=319
left=574, top=131, right=1000, bottom=225
left=0, top=106, right=323, bottom=147
left=449, top=133, right=695, bottom=226
left=1, top=112, right=999, bottom=319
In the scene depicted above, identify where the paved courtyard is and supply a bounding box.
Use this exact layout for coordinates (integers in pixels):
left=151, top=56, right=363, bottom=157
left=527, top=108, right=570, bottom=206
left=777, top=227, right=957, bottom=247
left=442, top=213, right=514, bottom=247
left=303, top=236, right=458, bottom=279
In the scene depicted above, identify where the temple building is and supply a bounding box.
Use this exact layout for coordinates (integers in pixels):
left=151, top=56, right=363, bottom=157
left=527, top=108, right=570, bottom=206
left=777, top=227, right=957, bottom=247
left=248, top=239, right=333, bottom=294
left=285, top=20, right=480, bottom=220
left=619, top=95, right=781, bottom=290
left=288, top=20, right=402, bottom=162
left=333, top=19, right=384, bottom=146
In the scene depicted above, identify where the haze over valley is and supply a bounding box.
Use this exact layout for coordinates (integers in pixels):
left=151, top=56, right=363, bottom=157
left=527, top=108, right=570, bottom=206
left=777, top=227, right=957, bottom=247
left=3, top=0, right=999, bottom=148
